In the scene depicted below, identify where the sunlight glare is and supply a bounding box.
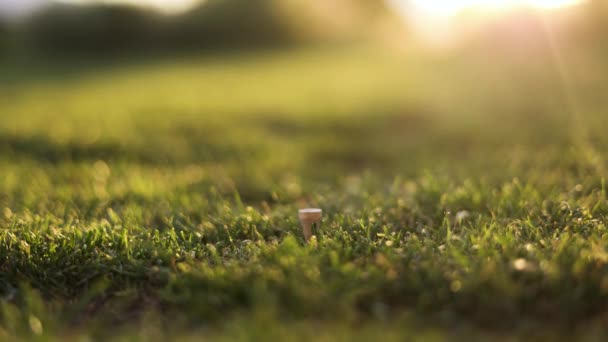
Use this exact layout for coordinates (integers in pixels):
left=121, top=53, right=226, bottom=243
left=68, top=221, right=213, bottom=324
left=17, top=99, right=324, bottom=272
left=409, top=0, right=584, bottom=16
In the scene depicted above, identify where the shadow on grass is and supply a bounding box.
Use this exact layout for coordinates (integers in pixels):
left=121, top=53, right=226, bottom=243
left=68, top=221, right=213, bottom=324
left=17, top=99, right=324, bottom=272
left=0, top=131, right=261, bottom=165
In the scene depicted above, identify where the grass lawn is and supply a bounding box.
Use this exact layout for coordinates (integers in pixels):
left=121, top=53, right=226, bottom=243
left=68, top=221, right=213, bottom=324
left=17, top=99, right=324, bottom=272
left=2, top=42, right=608, bottom=340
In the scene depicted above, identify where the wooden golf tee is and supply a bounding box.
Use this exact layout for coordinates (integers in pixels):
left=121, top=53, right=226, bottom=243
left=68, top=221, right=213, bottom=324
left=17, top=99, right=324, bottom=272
left=299, top=208, right=322, bottom=242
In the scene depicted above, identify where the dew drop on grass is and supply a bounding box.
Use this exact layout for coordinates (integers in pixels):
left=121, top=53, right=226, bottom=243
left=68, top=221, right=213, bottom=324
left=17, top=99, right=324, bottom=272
left=456, top=210, right=470, bottom=222
left=513, top=258, right=528, bottom=271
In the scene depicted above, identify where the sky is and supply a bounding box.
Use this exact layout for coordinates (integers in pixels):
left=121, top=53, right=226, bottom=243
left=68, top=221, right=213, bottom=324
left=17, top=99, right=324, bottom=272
left=0, top=0, right=203, bottom=18
left=59, top=0, right=202, bottom=14
left=0, top=0, right=45, bottom=18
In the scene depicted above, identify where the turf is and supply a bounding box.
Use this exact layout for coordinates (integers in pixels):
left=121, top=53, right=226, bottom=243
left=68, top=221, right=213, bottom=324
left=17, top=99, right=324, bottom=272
left=2, top=42, right=608, bottom=340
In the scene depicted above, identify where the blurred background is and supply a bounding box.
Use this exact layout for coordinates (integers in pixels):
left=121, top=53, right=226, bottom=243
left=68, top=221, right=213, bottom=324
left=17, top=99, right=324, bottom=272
left=0, top=0, right=606, bottom=56
left=1, top=0, right=608, bottom=191
left=0, top=0, right=398, bottom=58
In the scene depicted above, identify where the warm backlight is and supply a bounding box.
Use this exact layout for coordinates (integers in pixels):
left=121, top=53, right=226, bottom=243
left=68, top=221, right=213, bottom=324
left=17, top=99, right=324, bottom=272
left=409, top=0, right=583, bottom=16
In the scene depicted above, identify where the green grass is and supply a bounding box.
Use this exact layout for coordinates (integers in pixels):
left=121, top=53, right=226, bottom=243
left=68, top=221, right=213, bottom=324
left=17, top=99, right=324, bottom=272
left=2, top=42, right=608, bottom=340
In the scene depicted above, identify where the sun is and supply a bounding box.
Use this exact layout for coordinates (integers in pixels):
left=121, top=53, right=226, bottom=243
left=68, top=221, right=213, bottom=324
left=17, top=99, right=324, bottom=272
left=387, top=0, right=585, bottom=44
left=408, top=0, right=584, bottom=16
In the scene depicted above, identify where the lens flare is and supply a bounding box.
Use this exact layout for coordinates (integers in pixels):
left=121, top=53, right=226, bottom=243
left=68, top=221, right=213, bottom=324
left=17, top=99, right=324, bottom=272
left=409, top=0, right=583, bottom=16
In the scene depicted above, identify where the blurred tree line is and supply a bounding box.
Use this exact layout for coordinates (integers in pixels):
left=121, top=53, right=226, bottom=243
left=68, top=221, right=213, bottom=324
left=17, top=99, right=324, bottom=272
left=0, top=0, right=394, bottom=57
left=1, top=0, right=607, bottom=60
left=0, top=20, right=7, bottom=52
